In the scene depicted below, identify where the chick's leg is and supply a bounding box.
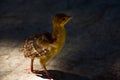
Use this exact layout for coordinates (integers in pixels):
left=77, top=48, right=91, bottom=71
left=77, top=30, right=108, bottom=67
left=30, top=58, right=34, bottom=72
left=41, top=63, right=52, bottom=79
left=31, top=58, right=39, bottom=74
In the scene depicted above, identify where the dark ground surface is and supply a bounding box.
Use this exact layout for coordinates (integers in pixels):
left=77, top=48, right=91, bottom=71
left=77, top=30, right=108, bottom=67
left=0, top=0, right=120, bottom=80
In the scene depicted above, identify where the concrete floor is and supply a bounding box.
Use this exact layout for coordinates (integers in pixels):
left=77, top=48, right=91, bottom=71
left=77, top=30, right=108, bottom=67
left=0, top=0, right=120, bottom=80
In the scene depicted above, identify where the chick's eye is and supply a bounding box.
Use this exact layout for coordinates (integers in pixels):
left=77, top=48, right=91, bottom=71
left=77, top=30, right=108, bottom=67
left=62, top=18, right=65, bottom=20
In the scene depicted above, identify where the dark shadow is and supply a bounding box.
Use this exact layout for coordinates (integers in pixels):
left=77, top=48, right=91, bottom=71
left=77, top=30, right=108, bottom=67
left=36, top=70, right=90, bottom=80
left=92, top=70, right=119, bottom=80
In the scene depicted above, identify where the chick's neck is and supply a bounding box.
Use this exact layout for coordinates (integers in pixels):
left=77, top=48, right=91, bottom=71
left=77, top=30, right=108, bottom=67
left=52, top=23, right=66, bottom=47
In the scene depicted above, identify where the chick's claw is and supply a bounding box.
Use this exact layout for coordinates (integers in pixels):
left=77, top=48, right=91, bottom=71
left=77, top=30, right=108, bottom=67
left=32, top=70, right=40, bottom=74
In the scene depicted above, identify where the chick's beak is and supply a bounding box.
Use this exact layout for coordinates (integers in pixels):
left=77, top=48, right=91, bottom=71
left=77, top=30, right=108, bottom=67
left=65, top=16, right=72, bottom=23
left=67, top=16, right=73, bottom=20
left=63, top=15, right=72, bottom=25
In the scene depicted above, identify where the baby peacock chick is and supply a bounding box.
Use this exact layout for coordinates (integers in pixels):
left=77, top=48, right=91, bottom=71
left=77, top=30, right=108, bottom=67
left=22, top=13, right=72, bottom=79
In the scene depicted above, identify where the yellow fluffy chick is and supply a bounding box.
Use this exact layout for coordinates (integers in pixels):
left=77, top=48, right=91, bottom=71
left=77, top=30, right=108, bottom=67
left=22, top=13, right=72, bottom=79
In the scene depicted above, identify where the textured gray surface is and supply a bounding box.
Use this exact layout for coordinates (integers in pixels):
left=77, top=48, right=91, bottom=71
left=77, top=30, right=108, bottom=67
left=0, top=0, right=120, bottom=80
